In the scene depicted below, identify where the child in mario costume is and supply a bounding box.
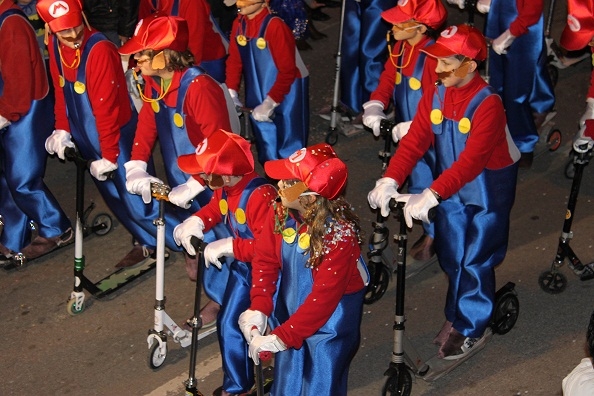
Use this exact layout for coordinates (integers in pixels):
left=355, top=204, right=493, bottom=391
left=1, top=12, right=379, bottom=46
left=173, top=129, right=277, bottom=396
left=37, top=0, right=174, bottom=268
left=239, top=143, right=368, bottom=395
left=368, top=24, right=520, bottom=359
left=560, top=0, right=594, bottom=155
left=226, top=0, right=309, bottom=165
left=362, top=0, right=446, bottom=262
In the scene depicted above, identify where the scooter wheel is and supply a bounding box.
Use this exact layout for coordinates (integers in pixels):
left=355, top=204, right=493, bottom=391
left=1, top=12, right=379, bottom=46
left=538, top=270, right=567, bottom=294
left=66, top=298, right=85, bottom=316
left=325, top=130, right=338, bottom=146
left=148, top=341, right=167, bottom=370
left=92, top=213, right=113, bottom=236
left=491, top=292, right=519, bottom=335
left=364, top=265, right=390, bottom=305
left=546, top=129, right=562, bottom=151
left=382, top=366, right=412, bottom=396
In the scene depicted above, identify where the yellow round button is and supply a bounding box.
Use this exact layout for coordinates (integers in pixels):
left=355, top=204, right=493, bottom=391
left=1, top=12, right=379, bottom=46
left=256, top=37, right=266, bottom=50
left=235, top=208, right=246, bottom=225
left=219, top=199, right=228, bottom=215
left=430, top=109, right=443, bottom=125
left=298, top=233, right=310, bottom=250
left=59, top=75, right=65, bottom=88
left=74, top=81, right=86, bottom=94
left=282, top=227, right=296, bottom=244
left=151, top=101, right=160, bottom=113
left=173, top=113, right=184, bottom=128
left=458, top=117, right=471, bottom=134
left=237, top=35, right=247, bottom=46
left=395, top=72, right=402, bottom=85
left=409, top=77, right=421, bottom=91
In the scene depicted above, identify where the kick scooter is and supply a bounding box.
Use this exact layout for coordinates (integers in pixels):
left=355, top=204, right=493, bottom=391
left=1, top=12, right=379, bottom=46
left=539, top=148, right=594, bottom=294
left=147, top=183, right=217, bottom=370
left=61, top=147, right=159, bottom=315
left=381, top=200, right=519, bottom=395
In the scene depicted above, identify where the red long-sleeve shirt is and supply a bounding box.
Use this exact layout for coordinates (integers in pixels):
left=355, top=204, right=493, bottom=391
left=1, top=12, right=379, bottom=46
left=385, top=73, right=516, bottom=200
left=138, top=0, right=226, bottom=63
left=0, top=2, right=48, bottom=121
left=509, top=0, right=544, bottom=37
left=49, top=29, right=131, bottom=163
left=130, top=70, right=233, bottom=162
left=250, top=213, right=364, bottom=349
left=370, top=36, right=438, bottom=108
left=226, top=9, right=299, bottom=104
left=193, top=172, right=277, bottom=263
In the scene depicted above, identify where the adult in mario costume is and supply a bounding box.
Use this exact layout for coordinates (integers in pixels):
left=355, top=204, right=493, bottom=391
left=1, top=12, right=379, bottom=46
left=174, top=129, right=277, bottom=396
left=560, top=0, right=594, bottom=155
left=37, top=0, right=178, bottom=268
left=368, top=24, right=520, bottom=359
left=0, top=0, right=72, bottom=265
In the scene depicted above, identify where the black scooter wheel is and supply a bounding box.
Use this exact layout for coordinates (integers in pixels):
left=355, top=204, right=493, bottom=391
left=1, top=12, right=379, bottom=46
left=148, top=341, right=167, bottom=370
left=491, top=293, right=519, bottom=335
left=325, top=130, right=338, bottom=146
left=546, top=129, right=562, bottom=151
left=382, top=366, right=412, bottom=396
left=364, top=265, right=390, bottom=305
left=539, top=270, right=567, bottom=294
left=92, top=213, right=113, bottom=236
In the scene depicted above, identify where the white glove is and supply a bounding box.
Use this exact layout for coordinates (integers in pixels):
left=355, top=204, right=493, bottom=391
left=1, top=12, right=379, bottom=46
left=368, top=177, right=401, bottom=218
left=90, top=158, right=118, bottom=181
left=579, top=98, right=594, bottom=127
left=476, top=0, right=490, bottom=13
left=392, top=121, right=412, bottom=143
left=168, top=177, right=205, bottom=209
left=124, top=160, right=163, bottom=204
left=492, top=29, right=516, bottom=55
left=0, top=115, right=10, bottom=130
left=238, top=309, right=268, bottom=343
left=204, top=237, right=234, bottom=269
left=173, top=216, right=205, bottom=256
left=362, top=100, right=386, bottom=137
left=45, top=129, right=75, bottom=160
left=446, top=0, right=465, bottom=9
left=228, top=88, right=243, bottom=109
left=249, top=334, right=287, bottom=364
left=573, top=124, right=594, bottom=154
left=125, top=68, right=144, bottom=113
left=398, top=188, right=439, bottom=228
left=252, top=96, right=278, bottom=122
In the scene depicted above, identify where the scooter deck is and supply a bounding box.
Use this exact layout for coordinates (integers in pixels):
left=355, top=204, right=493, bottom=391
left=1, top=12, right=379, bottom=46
left=420, top=330, right=493, bottom=382
left=380, top=245, right=439, bottom=279
left=2, top=240, right=75, bottom=272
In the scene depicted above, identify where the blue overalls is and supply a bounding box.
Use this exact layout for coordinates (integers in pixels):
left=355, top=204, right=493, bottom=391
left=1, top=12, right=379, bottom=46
left=271, top=216, right=367, bottom=396
left=485, top=0, right=555, bottom=154
left=393, top=40, right=436, bottom=240
left=0, top=9, right=70, bottom=252
left=52, top=32, right=174, bottom=250
left=235, top=14, right=309, bottom=164
left=213, top=177, right=268, bottom=394
left=430, top=85, right=518, bottom=338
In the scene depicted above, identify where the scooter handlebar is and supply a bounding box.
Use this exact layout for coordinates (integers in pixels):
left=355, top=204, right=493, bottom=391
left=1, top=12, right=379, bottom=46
left=64, top=147, right=115, bottom=180
left=389, top=198, right=436, bottom=221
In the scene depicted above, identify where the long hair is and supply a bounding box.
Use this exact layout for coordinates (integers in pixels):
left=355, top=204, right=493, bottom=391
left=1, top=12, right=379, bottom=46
left=139, top=48, right=195, bottom=71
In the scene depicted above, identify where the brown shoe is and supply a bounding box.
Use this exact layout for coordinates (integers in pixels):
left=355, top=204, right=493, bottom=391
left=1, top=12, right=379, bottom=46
left=0, top=243, right=15, bottom=264
left=19, top=227, right=74, bottom=261
left=438, top=327, right=467, bottom=359
left=115, top=245, right=154, bottom=268
left=409, top=234, right=435, bottom=261
left=184, top=251, right=198, bottom=281
left=433, top=320, right=453, bottom=346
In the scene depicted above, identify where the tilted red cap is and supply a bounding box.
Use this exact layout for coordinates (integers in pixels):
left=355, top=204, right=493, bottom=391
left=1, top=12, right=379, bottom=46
left=381, top=0, right=447, bottom=30
left=36, top=0, right=83, bottom=32
left=119, top=14, right=189, bottom=55
left=421, top=24, right=487, bottom=61
left=264, top=143, right=348, bottom=200
left=177, top=130, right=254, bottom=176
left=560, top=0, right=594, bottom=51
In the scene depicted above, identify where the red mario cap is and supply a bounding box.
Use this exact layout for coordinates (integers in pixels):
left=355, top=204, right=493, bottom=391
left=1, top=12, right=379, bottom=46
left=560, top=0, right=594, bottom=51
left=119, top=14, right=189, bottom=55
left=421, top=24, right=487, bottom=61
left=381, top=0, right=447, bottom=30
left=177, top=130, right=254, bottom=176
left=36, top=0, right=83, bottom=32
left=264, top=143, right=348, bottom=200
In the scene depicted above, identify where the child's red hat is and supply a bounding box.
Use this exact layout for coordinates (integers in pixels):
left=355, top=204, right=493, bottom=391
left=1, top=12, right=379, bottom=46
left=381, top=0, right=447, bottom=30
left=177, top=130, right=254, bottom=176
left=119, top=14, right=189, bottom=55
left=36, top=0, right=83, bottom=32
left=264, top=144, right=348, bottom=200
left=421, top=24, right=487, bottom=61
left=560, top=0, right=594, bottom=51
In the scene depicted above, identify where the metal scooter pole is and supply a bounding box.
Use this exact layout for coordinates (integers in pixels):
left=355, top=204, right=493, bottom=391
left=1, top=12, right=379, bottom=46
left=325, top=0, right=347, bottom=146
